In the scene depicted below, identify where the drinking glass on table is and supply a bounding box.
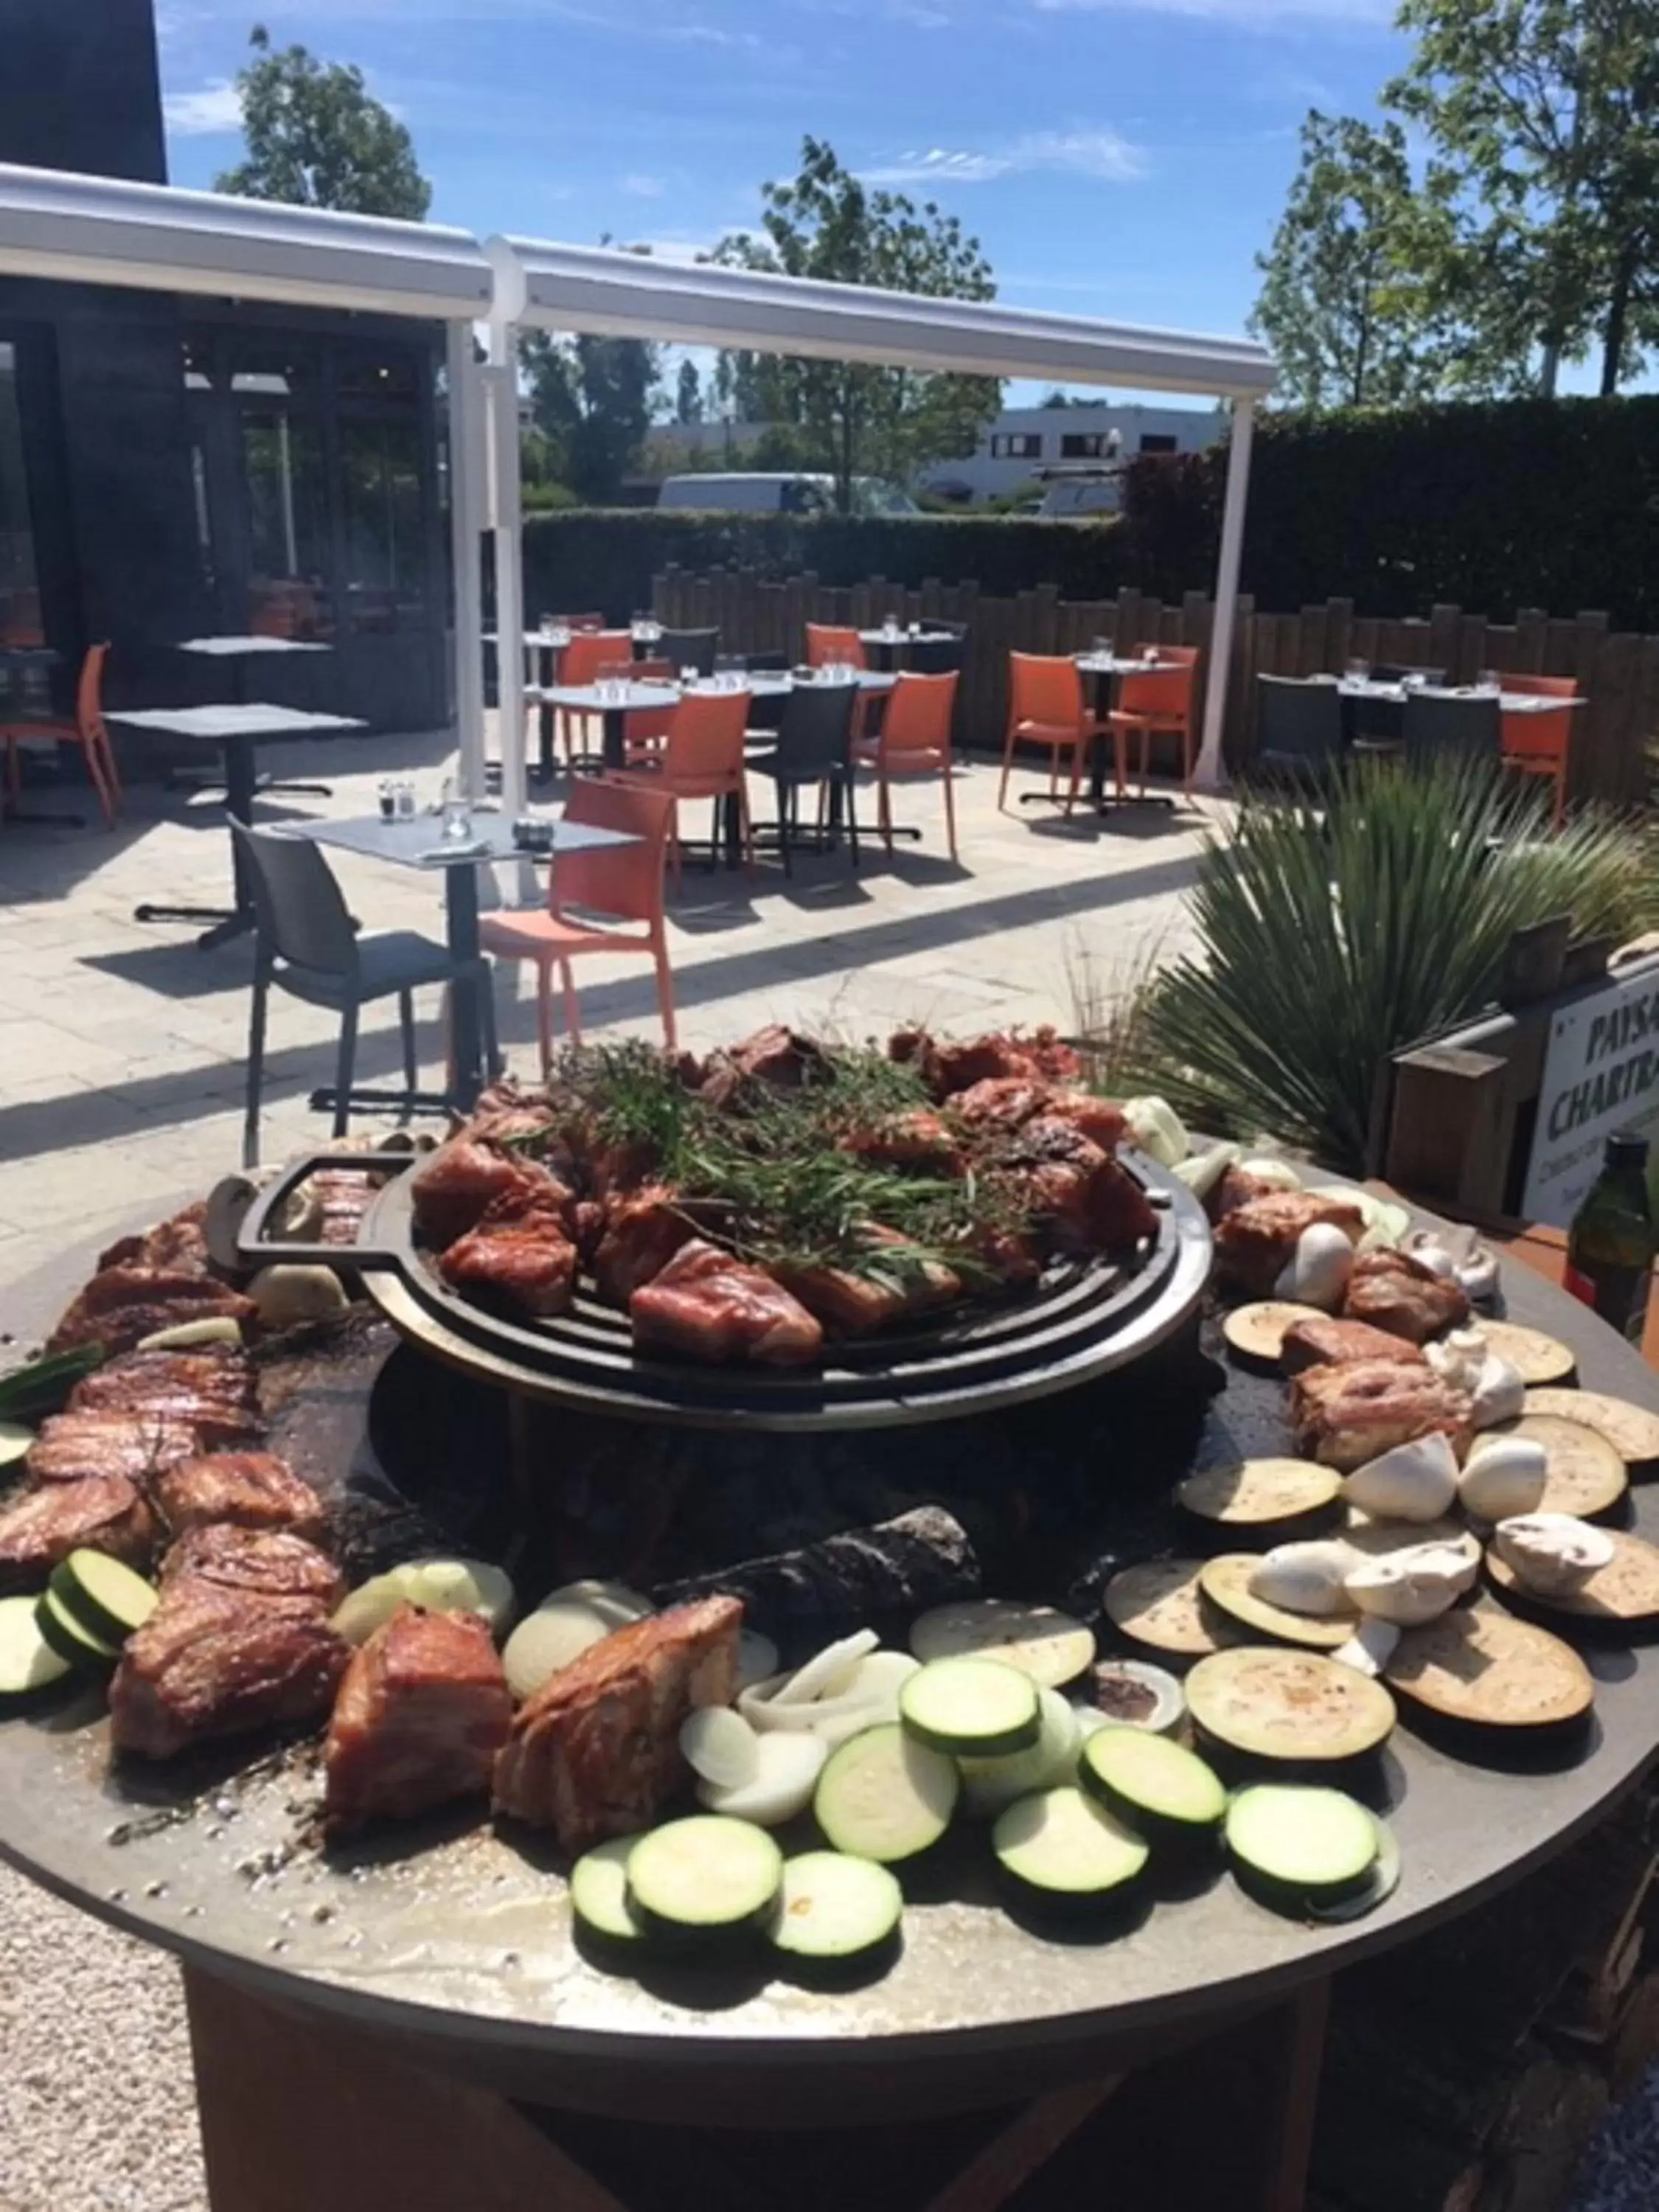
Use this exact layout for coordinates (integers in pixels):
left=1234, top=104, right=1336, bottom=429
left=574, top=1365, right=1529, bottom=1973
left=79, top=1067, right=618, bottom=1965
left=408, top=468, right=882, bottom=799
left=1142, top=644, right=1161, bottom=666
left=1345, top=657, right=1371, bottom=684
left=439, top=777, right=472, bottom=841
left=394, top=779, right=417, bottom=820
left=1478, top=668, right=1501, bottom=695
left=882, top=613, right=900, bottom=640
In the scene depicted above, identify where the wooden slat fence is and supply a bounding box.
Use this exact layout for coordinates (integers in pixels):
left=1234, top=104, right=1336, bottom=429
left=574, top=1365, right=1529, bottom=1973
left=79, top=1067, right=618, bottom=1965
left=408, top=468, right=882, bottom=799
left=653, top=571, right=1659, bottom=804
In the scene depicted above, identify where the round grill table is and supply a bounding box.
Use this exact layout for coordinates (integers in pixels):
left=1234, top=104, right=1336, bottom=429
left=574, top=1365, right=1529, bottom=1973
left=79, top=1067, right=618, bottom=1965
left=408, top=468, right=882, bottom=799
left=4, top=1198, right=1659, bottom=2211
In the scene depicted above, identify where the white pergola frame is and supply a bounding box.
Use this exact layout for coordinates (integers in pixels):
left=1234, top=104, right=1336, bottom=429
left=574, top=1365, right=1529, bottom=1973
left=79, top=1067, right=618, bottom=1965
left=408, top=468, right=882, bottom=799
left=0, top=163, right=1273, bottom=895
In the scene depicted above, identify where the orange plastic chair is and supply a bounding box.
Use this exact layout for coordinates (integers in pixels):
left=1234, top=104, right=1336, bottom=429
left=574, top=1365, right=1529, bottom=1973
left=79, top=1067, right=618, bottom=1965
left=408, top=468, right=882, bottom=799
left=1, top=641, right=120, bottom=827
left=615, top=686, right=754, bottom=881
left=1000, top=653, right=1090, bottom=814
left=552, top=629, right=634, bottom=766
left=805, top=623, right=868, bottom=671
left=479, top=777, right=677, bottom=1072
left=1498, top=673, right=1578, bottom=829
left=619, top=658, right=678, bottom=767
left=1107, top=644, right=1201, bottom=796
left=857, top=670, right=959, bottom=860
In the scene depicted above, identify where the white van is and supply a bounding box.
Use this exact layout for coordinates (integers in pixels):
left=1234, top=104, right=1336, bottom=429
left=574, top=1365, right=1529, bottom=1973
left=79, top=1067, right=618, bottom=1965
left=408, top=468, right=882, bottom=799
left=656, top=472, right=919, bottom=518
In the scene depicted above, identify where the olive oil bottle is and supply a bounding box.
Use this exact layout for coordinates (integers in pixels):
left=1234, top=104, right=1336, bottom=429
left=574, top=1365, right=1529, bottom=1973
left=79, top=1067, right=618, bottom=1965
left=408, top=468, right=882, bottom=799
left=1565, top=1130, right=1657, bottom=1345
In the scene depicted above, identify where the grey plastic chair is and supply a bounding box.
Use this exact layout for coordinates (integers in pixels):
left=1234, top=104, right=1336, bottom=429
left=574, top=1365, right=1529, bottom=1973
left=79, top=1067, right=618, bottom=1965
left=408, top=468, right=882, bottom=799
left=232, top=823, right=498, bottom=1167
left=658, top=627, right=720, bottom=677
left=746, top=681, right=860, bottom=877
left=1402, top=690, right=1502, bottom=771
left=1253, top=675, right=1346, bottom=786
left=906, top=634, right=965, bottom=675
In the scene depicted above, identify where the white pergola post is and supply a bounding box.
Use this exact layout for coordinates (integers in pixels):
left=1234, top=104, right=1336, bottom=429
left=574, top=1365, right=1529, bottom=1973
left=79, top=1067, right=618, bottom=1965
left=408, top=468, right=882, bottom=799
left=482, top=313, right=540, bottom=906
left=1194, top=397, right=1256, bottom=794
left=445, top=320, right=488, bottom=809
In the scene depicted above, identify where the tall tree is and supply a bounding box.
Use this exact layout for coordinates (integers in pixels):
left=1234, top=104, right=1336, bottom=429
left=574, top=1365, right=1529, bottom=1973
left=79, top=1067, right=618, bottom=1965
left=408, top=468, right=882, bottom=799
left=1389, top=1, right=1659, bottom=395
left=712, top=137, right=1001, bottom=511
left=215, top=26, right=431, bottom=219
left=523, top=330, right=658, bottom=504
left=1251, top=114, right=1453, bottom=408
left=675, top=358, right=704, bottom=426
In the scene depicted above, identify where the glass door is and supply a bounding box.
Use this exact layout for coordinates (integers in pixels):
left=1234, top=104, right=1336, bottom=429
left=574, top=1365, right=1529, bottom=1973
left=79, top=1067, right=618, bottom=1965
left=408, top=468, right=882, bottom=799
left=0, top=341, right=43, bottom=650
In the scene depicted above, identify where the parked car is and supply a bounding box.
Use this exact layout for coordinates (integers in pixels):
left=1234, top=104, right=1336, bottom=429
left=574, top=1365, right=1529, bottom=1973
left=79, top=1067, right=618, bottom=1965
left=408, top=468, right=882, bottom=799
left=1032, top=465, right=1124, bottom=520
left=656, top=473, right=920, bottom=518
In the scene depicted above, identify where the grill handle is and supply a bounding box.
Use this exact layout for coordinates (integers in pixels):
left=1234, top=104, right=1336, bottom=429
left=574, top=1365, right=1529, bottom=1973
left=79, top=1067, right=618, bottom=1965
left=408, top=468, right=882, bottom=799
left=206, top=1150, right=415, bottom=1273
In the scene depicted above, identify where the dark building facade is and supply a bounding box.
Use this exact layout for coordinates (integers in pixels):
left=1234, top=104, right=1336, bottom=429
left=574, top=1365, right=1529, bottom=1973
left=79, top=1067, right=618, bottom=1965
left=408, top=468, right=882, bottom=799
left=0, top=0, right=449, bottom=733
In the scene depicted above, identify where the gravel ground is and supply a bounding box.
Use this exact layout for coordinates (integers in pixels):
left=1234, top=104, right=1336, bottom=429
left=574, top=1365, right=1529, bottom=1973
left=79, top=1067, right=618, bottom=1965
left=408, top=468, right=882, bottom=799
left=1569, top=2065, right=1659, bottom=2212
left=0, top=1865, right=205, bottom=2212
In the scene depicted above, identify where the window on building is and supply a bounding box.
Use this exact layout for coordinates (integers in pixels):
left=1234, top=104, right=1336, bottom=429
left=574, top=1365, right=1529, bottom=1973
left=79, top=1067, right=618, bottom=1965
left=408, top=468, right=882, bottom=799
left=1060, top=432, right=1112, bottom=459
left=990, top=433, right=1043, bottom=459
left=240, top=408, right=335, bottom=639
left=338, top=416, right=428, bottom=634
left=0, top=343, right=41, bottom=652
left=1139, top=434, right=1178, bottom=454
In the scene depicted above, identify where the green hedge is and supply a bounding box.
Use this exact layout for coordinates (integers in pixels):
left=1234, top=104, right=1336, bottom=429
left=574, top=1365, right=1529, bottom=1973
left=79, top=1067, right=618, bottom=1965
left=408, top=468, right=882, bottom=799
left=520, top=509, right=1128, bottom=624
left=1119, top=395, right=1659, bottom=629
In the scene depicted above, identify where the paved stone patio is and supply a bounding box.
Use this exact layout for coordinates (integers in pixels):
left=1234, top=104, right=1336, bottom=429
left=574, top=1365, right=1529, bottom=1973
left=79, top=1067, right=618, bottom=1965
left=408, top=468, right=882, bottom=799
left=0, top=720, right=1215, bottom=2212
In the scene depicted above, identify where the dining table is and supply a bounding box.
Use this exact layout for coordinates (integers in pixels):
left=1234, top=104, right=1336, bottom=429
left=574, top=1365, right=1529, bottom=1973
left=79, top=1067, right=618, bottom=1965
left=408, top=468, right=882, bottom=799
left=857, top=625, right=961, bottom=672
left=175, top=635, right=337, bottom=800
left=1334, top=678, right=1585, bottom=757
left=292, top=807, right=639, bottom=1113
left=1073, top=651, right=1189, bottom=813
left=108, top=702, right=366, bottom=949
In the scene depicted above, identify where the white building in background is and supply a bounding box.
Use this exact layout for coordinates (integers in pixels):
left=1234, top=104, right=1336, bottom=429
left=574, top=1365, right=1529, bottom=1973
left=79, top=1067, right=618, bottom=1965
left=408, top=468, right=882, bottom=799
left=915, top=401, right=1225, bottom=506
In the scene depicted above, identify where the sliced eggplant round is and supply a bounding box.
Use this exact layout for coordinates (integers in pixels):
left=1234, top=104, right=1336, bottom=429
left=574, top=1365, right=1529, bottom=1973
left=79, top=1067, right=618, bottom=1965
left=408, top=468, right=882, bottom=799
left=1185, top=1646, right=1397, bottom=1764
left=814, top=1722, right=959, bottom=1864
left=900, top=1656, right=1042, bottom=1759
left=1177, top=1458, right=1342, bottom=1529
left=908, top=1599, right=1094, bottom=1688
left=1523, top=1388, right=1659, bottom=1467
left=1385, top=1607, right=1593, bottom=1731
left=1104, top=1560, right=1227, bottom=1658
left=1476, top=1322, right=1575, bottom=1388
left=992, top=1785, right=1149, bottom=1901
left=770, top=1851, right=903, bottom=1963
left=625, top=1815, right=783, bottom=1939
left=1080, top=1727, right=1225, bottom=1846
left=1487, top=1527, right=1659, bottom=1624
left=1198, top=1555, right=1359, bottom=1652
left=1221, top=1301, right=1327, bottom=1368
left=1498, top=1415, right=1628, bottom=1520
left=569, top=1836, right=644, bottom=1944
left=1225, top=1784, right=1380, bottom=1910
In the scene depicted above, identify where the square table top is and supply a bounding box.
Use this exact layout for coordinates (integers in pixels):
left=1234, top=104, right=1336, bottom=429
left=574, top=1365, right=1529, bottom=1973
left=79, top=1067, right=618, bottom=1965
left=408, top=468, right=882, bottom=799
left=293, top=810, right=637, bottom=872
left=104, top=703, right=366, bottom=740
left=174, top=636, right=333, bottom=658
left=748, top=669, right=897, bottom=697
left=536, top=681, right=684, bottom=714
left=858, top=626, right=958, bottom=644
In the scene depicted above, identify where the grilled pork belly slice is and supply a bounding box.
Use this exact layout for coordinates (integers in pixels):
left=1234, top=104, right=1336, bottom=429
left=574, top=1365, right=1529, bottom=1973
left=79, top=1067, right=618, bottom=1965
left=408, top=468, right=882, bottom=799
left=780, top=1228, right=962, bottom=1337
left=1001, top=1121, right=1158, bottom=1253
left=96, top=1202, right=213, bottom=1276
left=69, top=1347, right=261, bottom=1447
left=492, top=1594, right=741, bottom=1851
left=161, top=1524, right=344, bottom=1610
left=324, top=1606, right=512, bottom=1832
left=698, top=1025, right=830, bottom=1109
left=1279, top=1317, right=1430, bottom=1377
left=438, top=1194, right=580, bottom=1318
left=154, top=1452, right=329, bottom=1545
left=26, top=1411, right=201, bottom=1486
left=46, top=1267, right=256, bottom=1359
left=411, top=1138, right=565, bottom=1252
left=110, top=1582, right=348, bottom=1761
left=0, top=1477, right=157, bottom=1592
left=1211, top=1190, right=1366, bottom=1299
left=1342, top=1249, right=1471, bottom=1344
left=838, top=1109, right=965, bottom=1175
left=591, top=1186, right=699, bottom=1306
left=629, top=1240, right=824, bottom=1366
left=1291, top=1357, right=1474, bottom=1473
left=898, top=1026, right=1082, bottom=1102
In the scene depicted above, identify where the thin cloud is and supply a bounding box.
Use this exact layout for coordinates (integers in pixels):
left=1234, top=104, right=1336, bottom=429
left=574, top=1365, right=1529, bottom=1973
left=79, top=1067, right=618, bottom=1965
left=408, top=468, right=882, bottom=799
left=1034, top=0, right=1390, bottom=19
left=621, top=174, right=669, bottom=198
left=163, top=82, right=243, bottom=136
left=863, top=130, right=1147, bottom=187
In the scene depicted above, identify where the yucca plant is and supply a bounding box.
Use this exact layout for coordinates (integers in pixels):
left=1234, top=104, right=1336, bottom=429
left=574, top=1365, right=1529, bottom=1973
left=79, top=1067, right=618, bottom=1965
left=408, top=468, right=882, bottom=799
left=1127, top=755, right=1659, bottom=1174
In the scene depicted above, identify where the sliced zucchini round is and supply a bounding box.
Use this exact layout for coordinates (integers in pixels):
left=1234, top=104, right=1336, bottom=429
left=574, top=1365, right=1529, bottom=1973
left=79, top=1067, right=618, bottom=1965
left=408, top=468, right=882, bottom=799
left=770, top=1851, right=903, bottom=1962
left=1185, top=1646, right=1397, bottom=1764
left=958, top=1687, right=1081, bottom=1818
left=1081, top=1727, right=1225, bottom=1845
left=1309, top=1819, right=1402, bottom=1923
left=992, top=1785, right=1149, bottom=1901
left=569, top=1835, right=644, bottom=1943
left=1523, top=1388, right=1659, bottom=1467
left=34, top=1589, right=116, bottom=1677
left=0, top=1594, right=73, bottom=1698
left=1225, top=1784, right=1380, bottom=1909
left=1177, top=1458, right=1343, bottom=1529
left=1197, top=1555, right=1359, bottom=1652
left=625, top=1815, right=783, bottom=1938
left=1104, top=1560, right=1226, bottom=1658
left=49, top=1551, right=157, bottom=1647
left=900, top=1656, right=1041, bottom=1758
left=908, top=1599, right=1094, bottom=1688
left=814, top=1722, right=959, bottom=1864
left=0, top=1419, right=32, bottom=1472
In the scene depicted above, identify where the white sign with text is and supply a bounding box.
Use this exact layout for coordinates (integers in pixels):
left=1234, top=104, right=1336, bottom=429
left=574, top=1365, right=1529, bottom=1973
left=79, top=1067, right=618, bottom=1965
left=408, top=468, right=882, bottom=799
left=1521, top=967, right=1659, bottom=1228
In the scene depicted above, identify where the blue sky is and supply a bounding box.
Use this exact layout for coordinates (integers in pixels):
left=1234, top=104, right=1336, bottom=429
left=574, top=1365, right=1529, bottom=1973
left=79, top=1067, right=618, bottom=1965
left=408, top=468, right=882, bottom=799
left=156, top=0, right=1409, bottom=403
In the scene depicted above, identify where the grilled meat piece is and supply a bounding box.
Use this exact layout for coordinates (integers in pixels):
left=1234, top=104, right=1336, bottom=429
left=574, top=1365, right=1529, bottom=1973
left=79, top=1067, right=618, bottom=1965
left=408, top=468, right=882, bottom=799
left=0, top=1477, right=157, bottom=1592
left=154, top=1451, right=329, bottom=1545
left=1047, top=1092, right=1129, bottom=1153
left=780, top=1228, right=962, bottom=1338
left=26, top=1411, right=201, bottom=1486
left=1000, top=1120, right=1158, bottom=1253
left=1343, top=1248, right=1471, bottom=1344
left=46, top=1268, right=256, bottom=1359
left=110, top=1582, right=348, bottom=1761
left=439, top=1192, right=580, bottom=1319
left=592, top=1186, right=698, bottom=1306
left=307, top=1166, right=383, bottom=1248
left=492, top=1595, right=741, bottom=1851
left=900, top=1026, right=1082, bottom=1102
left=1291, top=1358, right=1474, bottom=1473
left=838, top=1110, right=965, bottom=1175
left=1211, top=1190, right=1366, bottom=1299
left=1279, top=1317, right=1430, bottom=1377
left=950, top=1078, right=1052, bottom=1131
left=410, top=1138, right=562, bottom=1252
left=630, top=1240, right=824, bottom=1366
left=97, top=1203, right=212, bottom=1276
left=69, top=1347, right=261, bottom=1447
left=161, top=1524, right=344, bottom=1609
left=1207, top=1166, right=1286, bottom=1224
left=698, top=1025, right=830, bottom=1109
left=324, top=1606, right=512, bottom=1832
